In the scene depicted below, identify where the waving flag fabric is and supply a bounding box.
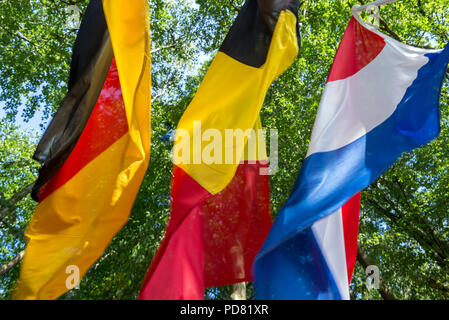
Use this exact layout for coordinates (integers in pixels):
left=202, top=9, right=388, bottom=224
left=255, top=12, right=449, bottom=299
left=138, top=0, right=300, bottom=300
left=15, top=0, right=151, bottom=299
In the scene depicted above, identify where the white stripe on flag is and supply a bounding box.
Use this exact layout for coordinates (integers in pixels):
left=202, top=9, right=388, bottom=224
left=306, top=42, right=429, bottom=157
left=312, top=208, right=350, bottom=300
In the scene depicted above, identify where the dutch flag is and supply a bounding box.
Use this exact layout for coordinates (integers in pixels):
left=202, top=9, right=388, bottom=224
left=254, top=11, right=449, bottom=299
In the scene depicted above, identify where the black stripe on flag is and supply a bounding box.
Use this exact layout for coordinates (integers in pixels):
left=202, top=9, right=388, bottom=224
left=32, top=0, right=113, bottom=201
left=219, top=0, right=300, bottom=68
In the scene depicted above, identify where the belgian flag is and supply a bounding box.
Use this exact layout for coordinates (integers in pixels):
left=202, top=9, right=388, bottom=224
left=15, top=0, right=151, bottom=299
left=138, top=0, right=300, bottom=299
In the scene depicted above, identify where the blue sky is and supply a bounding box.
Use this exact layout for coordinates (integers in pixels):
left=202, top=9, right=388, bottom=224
left=1, top=99, right=48, bottom=138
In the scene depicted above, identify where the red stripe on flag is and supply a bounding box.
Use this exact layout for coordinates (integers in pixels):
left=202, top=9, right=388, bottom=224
left=38, top=59, right=128, bottom=202
left=138, top=161, right=272, bottom=299
left=341, top=192, right=361, bottom=283
left=139, top=205, right=205, bottom=300
left=327, top=17, right=385, bottom=82
left=202, top=161, right=272, bottom=287
left=138, top=165, right=210, bottom=299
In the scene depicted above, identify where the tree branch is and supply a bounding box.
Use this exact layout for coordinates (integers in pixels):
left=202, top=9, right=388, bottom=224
left=0, top=24, right=45, bottom=58
left=0, top=250, right=25, bottom=276
left=367, top=195, right=449, bottom=270
left=429, top=278, right=449, bottom=293
left=416, top=0, right=427, bottom=18
left=391, top=177, right=449, bottom=259
left=230, top=0, right=242, bottom=13
left=372, top=177, right=449, bottom=269
left=353, top=0, right=443, bottom=50
left=150, top=43, right=178, bottom=55
left=0, top=182, right=34, bottom=222
left=416, top=0, right=448, bottom=42
left=151, top=87, right=167, bottom=104
left=378, top=18, right=402, bottom=42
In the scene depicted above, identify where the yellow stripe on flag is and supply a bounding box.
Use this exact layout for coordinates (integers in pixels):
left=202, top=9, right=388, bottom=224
left=102, top=0, right=152, bottom=204
left=175, top=10, right=298, bottom=194
left=243, top=116, right=267, bottom=162
left=14, top=0, right=151, bottom=299
left=15, top=134, right=148, bottom=299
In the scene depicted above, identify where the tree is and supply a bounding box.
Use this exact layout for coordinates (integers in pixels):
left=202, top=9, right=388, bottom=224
left=0, top=121, right=38, bottom=297
left=0, top=0, right=448, bottom=300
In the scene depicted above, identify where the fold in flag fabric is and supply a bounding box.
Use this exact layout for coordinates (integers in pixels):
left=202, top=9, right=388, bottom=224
left=138, top=0, right=300, bottom=300
left=255, top=11, right=449, bottom=300
left=15, top=0, right=151, bottom=299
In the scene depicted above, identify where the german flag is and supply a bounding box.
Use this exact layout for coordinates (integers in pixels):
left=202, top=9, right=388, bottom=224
left=138, top=0, right=300, bottom=300
left=14, top=0, right=151, bottom=299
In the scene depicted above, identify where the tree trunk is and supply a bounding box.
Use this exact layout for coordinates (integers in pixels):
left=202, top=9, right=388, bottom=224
left=230, top=282, right=246, bottom=300
left=357, top=245, right=396, bottom=300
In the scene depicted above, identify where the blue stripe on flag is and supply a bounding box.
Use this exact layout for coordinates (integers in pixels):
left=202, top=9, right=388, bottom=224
left=254, top=227, right=342, bottom=299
